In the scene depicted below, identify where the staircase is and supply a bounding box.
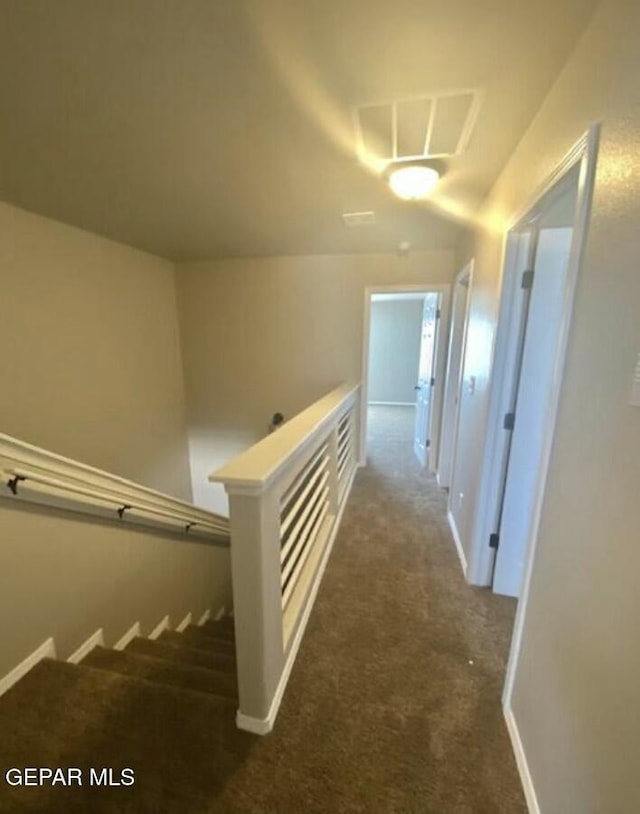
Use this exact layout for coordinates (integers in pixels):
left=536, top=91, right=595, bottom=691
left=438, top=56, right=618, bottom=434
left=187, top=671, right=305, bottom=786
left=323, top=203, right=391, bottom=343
left=84, top=618, right=238, bottom=699
left=0, top=617, right=252, bottom=812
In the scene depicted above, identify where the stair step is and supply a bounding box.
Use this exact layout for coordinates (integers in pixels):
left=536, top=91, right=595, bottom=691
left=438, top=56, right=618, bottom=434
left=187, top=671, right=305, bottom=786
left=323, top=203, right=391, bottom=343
left=186, top=624, right=236, bottom=647
left=161, top=628, right=236, bottom=654
left=200, top=620, right=236, bottom=642
left=214, top=614, right=235, bottom=630
left=81, top=646, right=238, bottom=699
left=0, top=659, right=249, bottom=811
left=126, top=636, right=236, bottom=673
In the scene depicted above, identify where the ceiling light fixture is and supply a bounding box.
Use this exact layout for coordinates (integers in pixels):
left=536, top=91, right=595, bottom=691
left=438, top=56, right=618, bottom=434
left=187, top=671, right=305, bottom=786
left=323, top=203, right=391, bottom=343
left=386, top=161, right=442, bottom=200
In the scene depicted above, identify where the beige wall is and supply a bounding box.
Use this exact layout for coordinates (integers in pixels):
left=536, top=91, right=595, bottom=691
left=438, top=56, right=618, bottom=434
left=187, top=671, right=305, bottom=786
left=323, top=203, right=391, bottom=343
left=0, top=502, right=231, bottom=679
left=368, top=299, right=423, bottom=404
left=175, top=250, right=455, bottom=512
left=455, top=0, right=640, bottom=809
left=0, top=202, right=234, bottom=681
left=0, top=201, right=192, bottom=500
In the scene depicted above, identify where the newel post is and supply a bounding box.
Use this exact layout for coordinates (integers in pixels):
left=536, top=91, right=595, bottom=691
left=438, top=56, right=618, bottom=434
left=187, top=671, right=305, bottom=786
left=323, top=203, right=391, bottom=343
left=225, top=483, right=285, bottom=732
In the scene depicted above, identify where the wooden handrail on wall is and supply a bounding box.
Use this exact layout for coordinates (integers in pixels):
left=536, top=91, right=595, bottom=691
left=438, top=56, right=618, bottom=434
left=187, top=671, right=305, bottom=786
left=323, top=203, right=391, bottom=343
left=210, top=382, right=361, bottom=734
left=0, top=434, right=230, bottom=543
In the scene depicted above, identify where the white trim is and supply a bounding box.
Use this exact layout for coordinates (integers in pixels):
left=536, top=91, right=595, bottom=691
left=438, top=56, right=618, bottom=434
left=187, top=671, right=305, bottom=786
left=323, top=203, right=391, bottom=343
left=447, top=511, right=468, bottom=575
left=469, top=128, right=600, bottom=588
left=148, top=615, right=170, bottom=640
left=176, top=612, right=192, bottom=633
left=236, top=463, right=357, bottom=736
left=211, top=383, right=359, bottom=494
left=502, top=126, right=600, bottom=709
left=360, top=284, right=450, bottom=467
left=114, top=622, right=141, bottom=651
left=67, top=629, right=105, bottom=664
left=236, top=709, right=273, bottom=736
left=504, top=705, right=541, bottom=814
left=198, top=608, right=212, bottom=626
left=367, top=401, right=415, bottom=407
left=0, top=638, right=56, bottom=698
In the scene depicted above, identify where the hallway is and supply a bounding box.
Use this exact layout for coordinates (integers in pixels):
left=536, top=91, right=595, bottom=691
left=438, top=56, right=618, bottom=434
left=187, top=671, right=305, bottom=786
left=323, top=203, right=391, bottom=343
left=0, top=406, right=525, bottom=813
left=223, top=404, right=525, bottom=811
left=281, top=404, right=526, bottom=812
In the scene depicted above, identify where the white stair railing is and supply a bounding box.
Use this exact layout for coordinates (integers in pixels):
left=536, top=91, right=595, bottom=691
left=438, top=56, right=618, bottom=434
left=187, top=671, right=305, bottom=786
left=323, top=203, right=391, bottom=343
left=210, top=383, right=360, bottom=734
left=0, top=434, right=230, bottom=542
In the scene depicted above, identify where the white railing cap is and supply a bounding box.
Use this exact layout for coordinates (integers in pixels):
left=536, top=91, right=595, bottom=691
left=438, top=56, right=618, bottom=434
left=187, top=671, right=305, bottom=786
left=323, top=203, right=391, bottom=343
left=209, top=383, right=359, bottom=495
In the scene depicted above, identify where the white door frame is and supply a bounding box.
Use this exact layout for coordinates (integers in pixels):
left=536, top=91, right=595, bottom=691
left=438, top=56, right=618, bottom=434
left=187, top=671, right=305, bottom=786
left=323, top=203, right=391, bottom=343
left=437, top=260, right=474, bottom=489
left=360, top=284, right=451, bottom=468
left=501, top=126, right=600, bottom=713
left=459, top=126, right=599, bottom=715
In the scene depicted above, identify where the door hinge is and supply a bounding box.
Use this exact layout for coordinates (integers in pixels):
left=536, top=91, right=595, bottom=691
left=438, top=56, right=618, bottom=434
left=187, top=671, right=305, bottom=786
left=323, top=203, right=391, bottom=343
left=426, top=439, right=431, bottom=448
left=436, top=308, right=441, bottom=319
left=503, top=412, right=516, bottom=431
left=489, top=533, right=500, bottom=549
left=521, top=269, right=535, bottom=290
left=430, top=376, right=436, bottom=387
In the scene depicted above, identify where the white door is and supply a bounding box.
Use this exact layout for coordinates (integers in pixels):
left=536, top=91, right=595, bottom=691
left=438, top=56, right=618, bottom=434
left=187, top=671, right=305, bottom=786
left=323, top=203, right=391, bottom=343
left=414, top=293, right=440, bottom=467
left=438, top=267, right=472, bottom=488
left=492, top=227, right=574, bottom=597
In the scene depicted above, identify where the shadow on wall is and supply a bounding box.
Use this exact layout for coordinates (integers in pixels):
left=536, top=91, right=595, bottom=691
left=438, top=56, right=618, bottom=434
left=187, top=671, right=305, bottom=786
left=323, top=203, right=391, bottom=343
left=188, top=429, right=260, bottom=515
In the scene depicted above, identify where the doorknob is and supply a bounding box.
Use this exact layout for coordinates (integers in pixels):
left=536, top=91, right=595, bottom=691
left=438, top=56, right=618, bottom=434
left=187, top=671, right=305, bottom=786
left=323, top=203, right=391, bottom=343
left=414, top=385, right=420, bottom=390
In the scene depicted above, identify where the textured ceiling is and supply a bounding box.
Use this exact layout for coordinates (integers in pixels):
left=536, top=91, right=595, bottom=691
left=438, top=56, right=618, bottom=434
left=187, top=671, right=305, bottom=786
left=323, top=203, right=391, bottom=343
left=0, top=0, right=597, bottom=260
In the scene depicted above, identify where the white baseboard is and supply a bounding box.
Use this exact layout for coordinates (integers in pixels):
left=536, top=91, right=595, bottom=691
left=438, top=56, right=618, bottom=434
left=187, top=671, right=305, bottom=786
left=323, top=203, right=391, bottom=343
left=367, top=401, right=415, bottom=407
left=149, top=615, right=170, bottom=640
left=198, top=608, right=212, bottom=626
left=214, top=605, right=226, bottom=621
left=114, top=622, right=141, bottom=651
left=504, top=705, right=541, bottom=814
left=236, top=463, right=358, bottom=736
left=236, top=709, right=273, bottom=735
left=176, top=612, right=192, bottom=633
left=447, top=511, right=468, bottom=576
left=0, top=638, right=56, bottom=698
left=67, top=629, right=105, bottom=664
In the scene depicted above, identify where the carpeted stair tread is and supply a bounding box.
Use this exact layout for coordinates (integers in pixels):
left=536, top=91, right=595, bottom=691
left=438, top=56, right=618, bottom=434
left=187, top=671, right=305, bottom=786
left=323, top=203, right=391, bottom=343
left=210, top=615, right=235, bottom=631
left=0, top=659, right=251, bottom=813
left=199, top=620, right=236, bottom=642
left=184, top=623, right=236, bottom=647
left=160, top=627, right=235, bottom=653
left=81, top=646, right=238, bottom=699
left=126, top=636, right=236, bottom=673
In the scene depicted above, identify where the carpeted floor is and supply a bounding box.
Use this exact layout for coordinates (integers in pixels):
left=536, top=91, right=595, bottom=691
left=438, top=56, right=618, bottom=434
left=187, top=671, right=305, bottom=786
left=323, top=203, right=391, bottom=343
left=0, top=405, right=526, bottom=813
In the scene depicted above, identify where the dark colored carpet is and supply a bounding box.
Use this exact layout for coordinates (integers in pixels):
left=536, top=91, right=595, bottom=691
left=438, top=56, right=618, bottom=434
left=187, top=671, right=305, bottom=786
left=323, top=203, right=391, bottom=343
left=0, top=406, right=526, bottom=813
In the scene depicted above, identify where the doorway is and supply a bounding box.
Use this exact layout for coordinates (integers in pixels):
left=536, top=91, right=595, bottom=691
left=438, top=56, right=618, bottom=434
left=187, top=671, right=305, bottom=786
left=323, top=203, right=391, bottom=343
left=360, top=285, right=449, bottom=470
left=463, top=127, right=599, bottom=627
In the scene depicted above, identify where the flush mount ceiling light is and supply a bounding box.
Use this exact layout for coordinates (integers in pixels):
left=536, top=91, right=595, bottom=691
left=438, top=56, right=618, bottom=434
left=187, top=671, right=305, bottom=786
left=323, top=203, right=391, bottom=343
left=386, top=161, right=442, bottom=200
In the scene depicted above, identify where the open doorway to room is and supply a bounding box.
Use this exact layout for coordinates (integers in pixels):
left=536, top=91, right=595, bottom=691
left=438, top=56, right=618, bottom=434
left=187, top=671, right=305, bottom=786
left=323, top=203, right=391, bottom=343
left=360, top=286, right=450, bottom=473
left=453, top=128, right=600, bottom=722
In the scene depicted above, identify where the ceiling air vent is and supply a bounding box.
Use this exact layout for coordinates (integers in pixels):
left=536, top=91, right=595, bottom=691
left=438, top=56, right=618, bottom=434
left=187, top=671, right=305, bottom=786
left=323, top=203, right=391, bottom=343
left=354, top=89, right=482, bottom=167
left=341, top=211, right=376, bottom=227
